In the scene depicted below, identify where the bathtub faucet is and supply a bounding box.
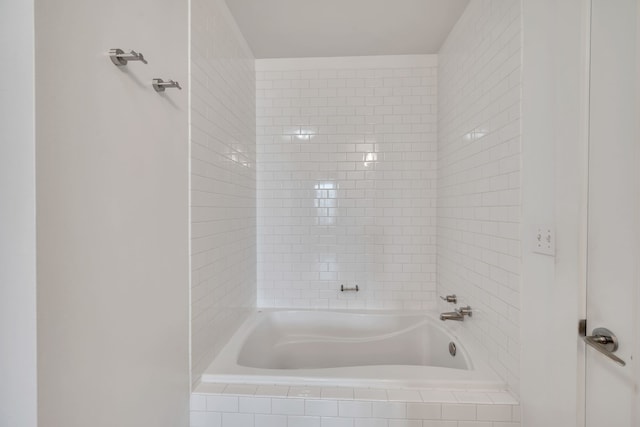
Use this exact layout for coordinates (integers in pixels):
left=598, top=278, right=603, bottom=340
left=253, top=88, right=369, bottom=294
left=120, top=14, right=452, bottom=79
left=440, top=306, right=472, bottom=322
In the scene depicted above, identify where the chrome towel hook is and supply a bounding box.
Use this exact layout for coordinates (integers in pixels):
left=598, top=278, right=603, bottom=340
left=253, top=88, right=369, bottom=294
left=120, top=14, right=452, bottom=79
left=109, top=49, right=148, bottom=66
left=152, top=78, right=182, bottom=92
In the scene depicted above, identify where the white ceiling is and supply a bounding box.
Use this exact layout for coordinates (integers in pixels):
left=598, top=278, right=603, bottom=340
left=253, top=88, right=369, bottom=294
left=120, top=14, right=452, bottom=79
left=224, top=0, right=470, bottom=58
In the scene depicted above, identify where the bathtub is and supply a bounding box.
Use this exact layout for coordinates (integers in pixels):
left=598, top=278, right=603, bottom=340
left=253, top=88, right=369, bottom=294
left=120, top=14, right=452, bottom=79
left=201, top=309, right=504, bottom=390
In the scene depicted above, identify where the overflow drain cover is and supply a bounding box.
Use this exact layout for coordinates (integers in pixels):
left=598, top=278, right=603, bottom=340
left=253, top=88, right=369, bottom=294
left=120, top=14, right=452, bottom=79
left=449, top=342, right=457, bottom=357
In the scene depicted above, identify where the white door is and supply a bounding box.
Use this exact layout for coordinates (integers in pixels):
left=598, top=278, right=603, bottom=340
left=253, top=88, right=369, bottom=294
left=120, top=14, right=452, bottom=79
left=585, top=0, right=639, bottom=426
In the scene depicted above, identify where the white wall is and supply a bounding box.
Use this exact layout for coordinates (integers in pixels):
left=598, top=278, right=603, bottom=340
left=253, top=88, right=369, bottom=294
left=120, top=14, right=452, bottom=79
left=637, top=5, right=640, bottom=425
left=35, top=0, right=190, bottom=425
left=437, top=0, right=522, bottom=393
left=256, top=55, right=438, bottom=310
left=190, top=0, right=256, bottom=383
left=437, top=0, right=591, bottom=424
left=520, top=0, right=589, bottom=426
left=0, top=1, right=37, bottom=426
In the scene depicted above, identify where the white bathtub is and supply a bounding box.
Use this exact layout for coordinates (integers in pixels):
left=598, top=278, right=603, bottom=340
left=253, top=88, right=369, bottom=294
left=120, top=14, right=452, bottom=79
left=201, top=310, right=504, bottom=390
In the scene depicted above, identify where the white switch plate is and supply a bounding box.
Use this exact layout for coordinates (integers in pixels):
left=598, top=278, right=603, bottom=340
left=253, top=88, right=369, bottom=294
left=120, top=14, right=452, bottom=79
left=533, top=225, right=555, bottom=256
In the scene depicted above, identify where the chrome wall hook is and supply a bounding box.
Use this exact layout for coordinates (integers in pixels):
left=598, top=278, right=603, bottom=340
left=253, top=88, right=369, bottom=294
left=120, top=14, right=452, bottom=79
left=109, top=49, right=148, bottom=66
left=152, top=78, right=182, bottom=92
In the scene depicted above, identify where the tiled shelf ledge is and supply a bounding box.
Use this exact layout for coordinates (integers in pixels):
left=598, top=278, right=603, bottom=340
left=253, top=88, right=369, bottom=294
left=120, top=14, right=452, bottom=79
left=191, top=383, right=520, bottom=427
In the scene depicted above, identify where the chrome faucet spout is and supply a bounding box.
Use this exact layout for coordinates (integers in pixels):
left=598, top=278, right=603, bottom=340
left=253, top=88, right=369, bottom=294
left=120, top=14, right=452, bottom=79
left=440, top=305, right=472, bottom=322
left=440, top=311, right=464, bottom=321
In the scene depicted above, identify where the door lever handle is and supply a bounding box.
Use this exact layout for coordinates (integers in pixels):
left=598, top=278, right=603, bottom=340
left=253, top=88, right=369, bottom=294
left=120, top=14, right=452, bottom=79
left=583, top=327, right=626, bottom=367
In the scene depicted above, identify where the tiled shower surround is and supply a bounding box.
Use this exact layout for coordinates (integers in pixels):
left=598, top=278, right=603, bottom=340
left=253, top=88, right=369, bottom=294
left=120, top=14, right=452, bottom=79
left=191, top=1, right=524, bottom=422
left=190, top=0, right=256, bottom=382
left=437, top=0, right=522, bottom=393
left=256, top=56, right=439, bottom=310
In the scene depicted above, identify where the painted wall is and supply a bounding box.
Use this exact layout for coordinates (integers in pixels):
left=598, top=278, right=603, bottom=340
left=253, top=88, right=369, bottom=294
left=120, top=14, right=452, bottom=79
left=437, top=0, right=522, bottom=393
left=0, top=0, right=37, bottom=426
left=190, top=0, right=257, bottom=383
left=35, top=0, right=190, bottom=425
left=520, top=0, right=589, bottom=425
left=255, top=55, right=438, bottom=309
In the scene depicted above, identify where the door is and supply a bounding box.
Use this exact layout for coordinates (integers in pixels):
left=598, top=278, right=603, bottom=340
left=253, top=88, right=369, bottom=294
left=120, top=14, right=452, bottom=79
left=585, top=0, right=639, bottom=426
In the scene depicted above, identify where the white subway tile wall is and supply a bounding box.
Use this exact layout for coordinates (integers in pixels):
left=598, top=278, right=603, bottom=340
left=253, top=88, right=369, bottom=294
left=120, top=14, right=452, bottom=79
left=190, top=384, right=520, bottom=427
left=190, top=0, right=256, bottom=383
left=256, top=56, right=438, bottom=310
left=437, top=0, right=521, bottom=393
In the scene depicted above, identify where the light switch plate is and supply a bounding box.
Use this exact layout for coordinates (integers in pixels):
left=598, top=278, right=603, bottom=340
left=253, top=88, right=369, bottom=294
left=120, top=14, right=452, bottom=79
left=533, top=225, right=555, bottom=256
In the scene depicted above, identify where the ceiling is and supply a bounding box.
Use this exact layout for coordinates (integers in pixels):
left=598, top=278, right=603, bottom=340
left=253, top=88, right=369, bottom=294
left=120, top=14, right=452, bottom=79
left=224, top=0, right=470, bottom=58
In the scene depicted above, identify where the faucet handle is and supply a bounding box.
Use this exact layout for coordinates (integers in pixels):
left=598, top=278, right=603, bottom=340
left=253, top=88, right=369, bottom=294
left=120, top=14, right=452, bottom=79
left=455, top=306, right=472, bottom=317
left=440, top=294, right=457, bottom=304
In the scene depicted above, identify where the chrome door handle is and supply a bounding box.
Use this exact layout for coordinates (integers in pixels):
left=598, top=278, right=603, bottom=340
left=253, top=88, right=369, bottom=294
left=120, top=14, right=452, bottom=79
left=583, top=327, right=626, bottom=367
